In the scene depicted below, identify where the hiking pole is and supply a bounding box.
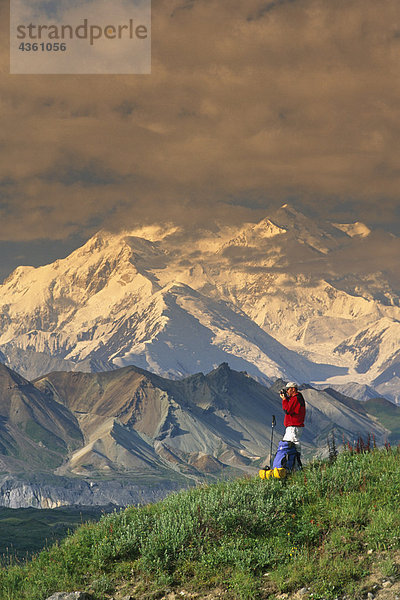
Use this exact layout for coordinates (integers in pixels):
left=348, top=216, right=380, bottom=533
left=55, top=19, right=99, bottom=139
left=269, top=415, right=276, bottom=468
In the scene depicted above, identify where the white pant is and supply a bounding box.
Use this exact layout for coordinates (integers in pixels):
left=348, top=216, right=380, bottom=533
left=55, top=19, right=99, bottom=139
left=282, top=426, right=303, bottom=453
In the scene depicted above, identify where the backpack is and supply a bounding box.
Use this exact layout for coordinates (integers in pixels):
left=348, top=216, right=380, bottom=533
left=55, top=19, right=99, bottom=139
left=272, top=440, right=302, bottom=471
left=259, top=440, right=302, bottom=480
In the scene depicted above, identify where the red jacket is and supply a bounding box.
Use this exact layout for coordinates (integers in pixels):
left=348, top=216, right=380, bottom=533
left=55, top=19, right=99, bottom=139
left=282, top=391, right=306, bottom=427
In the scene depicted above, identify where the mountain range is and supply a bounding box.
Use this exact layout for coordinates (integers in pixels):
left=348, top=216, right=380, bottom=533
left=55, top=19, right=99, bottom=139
left=0, top=203, right=399, bottom=401
left=1, top=360, right=399, bottom=507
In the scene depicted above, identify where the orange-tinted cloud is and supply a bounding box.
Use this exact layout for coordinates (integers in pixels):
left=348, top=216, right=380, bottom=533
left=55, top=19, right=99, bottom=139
left=1, top=0, right=400, bottom=241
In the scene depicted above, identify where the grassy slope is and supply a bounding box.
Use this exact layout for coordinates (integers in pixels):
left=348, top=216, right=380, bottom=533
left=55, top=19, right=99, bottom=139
left=1, top=449, right=400, bottom=600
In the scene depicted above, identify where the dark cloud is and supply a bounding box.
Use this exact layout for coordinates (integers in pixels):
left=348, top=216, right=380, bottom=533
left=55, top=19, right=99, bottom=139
left=0, top=235, right=87, bottom=283
left=247, top=0, right=298, bottom=21
left=1, top=0, right=400, bottom=249
left=41, top=158, right=124, bottom=187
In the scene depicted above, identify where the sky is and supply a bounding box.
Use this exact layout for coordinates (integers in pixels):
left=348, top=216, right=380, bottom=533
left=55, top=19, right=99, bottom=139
left=1, top=0, right=400, bottom=281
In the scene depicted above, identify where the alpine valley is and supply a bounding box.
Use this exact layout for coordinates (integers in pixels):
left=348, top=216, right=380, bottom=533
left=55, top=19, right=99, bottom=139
left=1, top=204, right=400, bottom=507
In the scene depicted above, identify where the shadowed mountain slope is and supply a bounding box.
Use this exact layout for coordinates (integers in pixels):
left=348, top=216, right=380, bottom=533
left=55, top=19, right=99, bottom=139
left=0, top=364, right=82, bottom=472
left=0, top=361, right=397, bottom=506
left=34, top=363, right=391, bottom=475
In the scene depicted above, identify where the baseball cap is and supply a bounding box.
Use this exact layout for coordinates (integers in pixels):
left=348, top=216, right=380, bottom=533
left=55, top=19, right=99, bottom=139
left=285, top=382, right=298, bottom=389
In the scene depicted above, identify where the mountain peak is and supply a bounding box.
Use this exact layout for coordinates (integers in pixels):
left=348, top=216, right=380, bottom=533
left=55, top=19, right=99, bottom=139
left=272, top=203, right=318, bottom=228
left=332, top=222, right=371, bottom=238
left=0, top=210, right=398, bottom=401
left=212, top=362, right=231, bottom=374
left=0, top=362, right=30, bottom=388
left=252, top=218, right=287, bottom=238
left=222, top=203, right=347, bottom=255
left=266, top=203, right=349, bottom=254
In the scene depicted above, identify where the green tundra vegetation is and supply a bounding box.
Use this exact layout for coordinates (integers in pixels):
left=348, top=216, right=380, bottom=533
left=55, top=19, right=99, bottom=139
left=1, top=446, right=400, bottom=600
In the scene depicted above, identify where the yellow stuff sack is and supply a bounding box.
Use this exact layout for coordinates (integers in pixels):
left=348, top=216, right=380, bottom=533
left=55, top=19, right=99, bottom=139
left=273, top=467, right=287, bottom=479
left=259, top=468, right=274, bottom=479
left=259, top=467, right=287, bottom=479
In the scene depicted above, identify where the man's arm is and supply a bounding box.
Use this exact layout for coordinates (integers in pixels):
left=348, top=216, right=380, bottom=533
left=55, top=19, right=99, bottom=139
left=282, top=395, right=299, bottom=416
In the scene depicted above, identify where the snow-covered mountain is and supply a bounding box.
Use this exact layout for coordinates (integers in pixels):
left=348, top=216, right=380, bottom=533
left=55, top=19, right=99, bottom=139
left=0, top=204, right=399, bottom=399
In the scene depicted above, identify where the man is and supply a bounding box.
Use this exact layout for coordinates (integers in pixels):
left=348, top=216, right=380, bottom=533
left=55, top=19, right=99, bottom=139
left=279, top=382, right=306, bottom=454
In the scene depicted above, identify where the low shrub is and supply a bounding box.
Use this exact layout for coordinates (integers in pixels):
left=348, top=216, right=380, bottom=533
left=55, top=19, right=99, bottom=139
left=1, top=448, right=400, bottom=599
